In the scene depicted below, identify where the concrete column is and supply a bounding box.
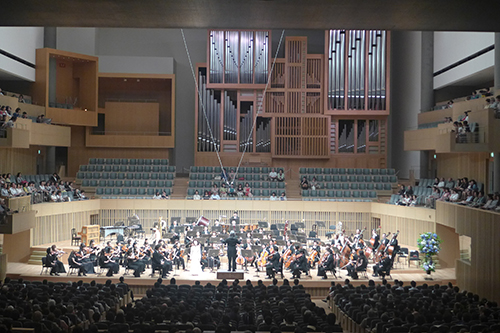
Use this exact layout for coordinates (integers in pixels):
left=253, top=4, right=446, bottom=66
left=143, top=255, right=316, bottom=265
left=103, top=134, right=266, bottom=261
left=45, top=146, right=56, bottom=175
left=44, top=27, right=57, bottom=48
left=419, top=32, right=434, bottom=180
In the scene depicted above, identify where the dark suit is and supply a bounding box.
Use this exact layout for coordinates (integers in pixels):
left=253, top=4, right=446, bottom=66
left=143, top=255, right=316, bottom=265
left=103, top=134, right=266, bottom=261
left=152, top=250, right=171, bottom=277
left=266, top=251, right=281, bottom=278
left=317, top=251, right=335, bottom=278
left=223, top=236, right=241, bottom=271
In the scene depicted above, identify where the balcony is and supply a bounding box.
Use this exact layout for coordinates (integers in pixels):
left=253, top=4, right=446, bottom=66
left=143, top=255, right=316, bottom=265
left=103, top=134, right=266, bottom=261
left=0, top=211, right=36, bottom=235
left=85, top=127, right=174, bottom=148
left=0, top=118, right=71, bottom=148
left=405, top=107, right=500, bottom=153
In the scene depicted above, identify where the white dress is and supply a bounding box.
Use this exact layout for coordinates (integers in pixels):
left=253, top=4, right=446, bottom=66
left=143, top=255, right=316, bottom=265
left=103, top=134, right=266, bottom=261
left=190, top=243, right=202, bottom=275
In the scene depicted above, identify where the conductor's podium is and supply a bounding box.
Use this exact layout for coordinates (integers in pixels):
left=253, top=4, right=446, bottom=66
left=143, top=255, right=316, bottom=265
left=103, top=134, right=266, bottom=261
left=217, top=270, right=245, bottom=280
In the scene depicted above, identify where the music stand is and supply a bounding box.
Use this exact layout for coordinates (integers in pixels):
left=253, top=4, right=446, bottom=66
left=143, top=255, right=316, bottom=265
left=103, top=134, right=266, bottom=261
left=174, top=226, right=184, bottom=234
left=276, top=223, right=285, bottom=230
left=316, top=221, right=326, bottom=228
left=295, top=222, right=305, bottom=229
left=127, top=215, right=140, bottom=225
left=237, top=232, right=246, bottom=239
left=186, top=217, right=197, bottom=224
left=209, top=237, right=220, bottom=245
left=297, top=236, right=307, bottom=243
left=258, top=221, right=269, bottom=229
left=211, top=226, right=222, bottom=233
left=229, top=217, right=240, bottom=225
left=193, top=226, right=203, bottom=233
left=253, top=234, right=264, bottom=240
left=171, top=217, right=181, bottom=224
left=251, top=245, right=261, bottom=253
left=275, top=240, right=286, bottom=247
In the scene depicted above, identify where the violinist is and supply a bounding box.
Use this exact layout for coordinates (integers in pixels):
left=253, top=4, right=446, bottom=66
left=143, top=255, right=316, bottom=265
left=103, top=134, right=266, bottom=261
left=68, top=250, right=88, bottom=276
left=317, top=245, right=335, bottom=280
left=291, top=244, right=308, bottom=279
left=172, top=242, right=185, bottom=270
left=88, top=239, right=100, bottom=266
left=151, top=227, right=162, bottom=245
left=265, top=245, right=281, bottom=279
left=77, top=243, right=95, bottom=274
left=152, top=244, right=171, bottom=278
left=201, top=249, right=209, bottom=271
left=99, top=247, right=119, bottom=277
left=46, top=245, right=66, bottom=276
left=126, top=246, right=145, bottom=277
left=169, top=220, right=178, bottom=233
left=346, top=250, right=367, bottom=279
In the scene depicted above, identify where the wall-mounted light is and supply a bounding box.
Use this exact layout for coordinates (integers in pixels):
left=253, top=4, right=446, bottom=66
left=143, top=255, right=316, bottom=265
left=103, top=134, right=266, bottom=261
left=491, top=152, right=494, bottom=158
left=84, top=108, right=88, bottom=112
left=433, top=154, right=437, bottom=159
left=38, top=150, right=41, bottom=155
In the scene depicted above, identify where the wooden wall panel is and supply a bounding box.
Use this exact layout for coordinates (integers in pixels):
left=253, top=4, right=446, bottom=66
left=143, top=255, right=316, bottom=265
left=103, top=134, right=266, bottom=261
left=436, top=201, right=500, bottom=303
left=3, top=230, right=31, bottom=263
left=436, top=152, right=489, bottom=185
left=55, top=59, right=74, bottom=105
left=101, top=102, right=160, bottom=133
left=435, top=223, right=460, bottom=268
left=67, top=126, right=171, bottom=177
left=0, top=146, right=40, bottom=174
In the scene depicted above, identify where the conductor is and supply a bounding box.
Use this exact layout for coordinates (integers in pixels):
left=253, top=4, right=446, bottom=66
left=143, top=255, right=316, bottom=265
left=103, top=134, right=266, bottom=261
left=222, top=231, right=241, bottom=272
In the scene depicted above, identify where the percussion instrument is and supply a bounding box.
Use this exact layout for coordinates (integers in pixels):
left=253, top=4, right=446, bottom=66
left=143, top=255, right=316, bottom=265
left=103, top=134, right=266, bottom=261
left=197, top=216, right=210, bottom=227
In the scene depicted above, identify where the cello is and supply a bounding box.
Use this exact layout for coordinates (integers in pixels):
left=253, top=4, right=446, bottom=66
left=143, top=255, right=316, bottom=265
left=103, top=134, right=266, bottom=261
left=374, top=232, right=392, bottom=263
left=385, top=230, right=400, bottom=257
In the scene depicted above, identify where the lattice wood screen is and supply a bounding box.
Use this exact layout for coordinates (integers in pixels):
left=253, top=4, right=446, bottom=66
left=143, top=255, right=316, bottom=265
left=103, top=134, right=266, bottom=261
left=273, top=116, right=330, bottom=158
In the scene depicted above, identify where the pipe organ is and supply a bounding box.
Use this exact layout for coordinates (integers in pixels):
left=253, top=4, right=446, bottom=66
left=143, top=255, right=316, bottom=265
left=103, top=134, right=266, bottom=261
left=196, top=30, right=389, bottom=167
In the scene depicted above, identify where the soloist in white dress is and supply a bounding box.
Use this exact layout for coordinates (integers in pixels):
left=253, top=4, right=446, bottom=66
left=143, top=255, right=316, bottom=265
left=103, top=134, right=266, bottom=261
left=190, top=243, right=202, bottom=275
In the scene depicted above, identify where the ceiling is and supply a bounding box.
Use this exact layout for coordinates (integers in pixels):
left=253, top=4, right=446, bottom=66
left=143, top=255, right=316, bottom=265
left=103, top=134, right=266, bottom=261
left=1, top=0, right=499, bottom=32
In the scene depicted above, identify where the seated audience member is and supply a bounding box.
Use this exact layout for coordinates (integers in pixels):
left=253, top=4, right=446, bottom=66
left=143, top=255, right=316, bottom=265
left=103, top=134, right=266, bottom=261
left=161, top=190, right=169, bottom=199
left=51, top=190, right=63, bottom=202
left=467, top=179, right=478, bottom=191
left=405, top=185, right=414, bottom=196
left=18, top=94, right=25, bottom=103
left=0, top=198, right=13, bottom=224
left=220, top=182, right=228, bottom=197
left=397, top=194, right=410, bottom=206
left=397, top=184, right=406, bottom=195
left=211, top=183, right=219, bottom=196
left=228, top=184, right=236, bottom=197
left=430, top=177, right=439, bottom=187
left=277, top=169, right=285, bottom=182
left=300, top=176, right=309, bottom=190
left=310, top=176, right=320, bottom=190
left=458, top=189, right=475, bottom=205
left=210, top=192, right=220, bottom=200
left=449, top=189, right=460, bottom=202
left=50, top=173, right=60, bottom=183
left=480, top=194, right=495, bottom=209
left=12, top=108, right=21, bottom=118
left=202, top=190, right=210, bottom=200
left=269, top=168, right=278, bottom=181
left=153, top=191, right=162, bottom=199
left=244, top=182, right=253, bottom=197
left=280, top=192, right=287, bottom=201
left=270, top=192, right=279, bottom=201
left=9, top=183, right=24, bottom=197
left=75, top=189, right=89, bottom=200
left=437, top=177, right=446, bottom=188
left=437, top=187, right=451, bottom=201
left=1, top=183, right=10, bottom=198
left=469, top=191, right=485, bottom=207
left=409, top=195, right=417, bottom=206
left=1, top=115, right=16, bottom=129
left=0, top=88, right=4, bottom=95
left=220, top=167, right=228, bottom=183
left=236, top=184, right=244, bottom=197
left=21, top=111, right=28, bottom=119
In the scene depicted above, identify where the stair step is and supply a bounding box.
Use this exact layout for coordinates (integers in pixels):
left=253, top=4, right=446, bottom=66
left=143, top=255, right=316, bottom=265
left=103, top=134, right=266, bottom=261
left=28, top=259, right=42, bottom=265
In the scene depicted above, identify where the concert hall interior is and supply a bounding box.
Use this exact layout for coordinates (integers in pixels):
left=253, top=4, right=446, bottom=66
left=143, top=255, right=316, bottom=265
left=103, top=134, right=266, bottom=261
left=0, top=2, right=500, bottom=331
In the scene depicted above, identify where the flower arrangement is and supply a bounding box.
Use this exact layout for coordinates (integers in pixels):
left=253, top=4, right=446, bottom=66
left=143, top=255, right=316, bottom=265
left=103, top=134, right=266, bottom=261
left=417, top=232, right=442, bottom=273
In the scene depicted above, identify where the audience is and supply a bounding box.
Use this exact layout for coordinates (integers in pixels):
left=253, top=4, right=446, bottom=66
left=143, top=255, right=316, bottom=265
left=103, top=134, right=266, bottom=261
left=332, top=280, right=500, bottom=333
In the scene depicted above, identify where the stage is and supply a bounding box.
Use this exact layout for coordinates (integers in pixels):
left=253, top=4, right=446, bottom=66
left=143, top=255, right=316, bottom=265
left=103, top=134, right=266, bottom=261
left=6, top=239, right=457, bottom=298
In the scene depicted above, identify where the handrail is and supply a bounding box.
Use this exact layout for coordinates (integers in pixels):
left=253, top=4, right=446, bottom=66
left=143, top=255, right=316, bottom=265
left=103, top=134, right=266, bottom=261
left=90, top=130, right=172, bottom=136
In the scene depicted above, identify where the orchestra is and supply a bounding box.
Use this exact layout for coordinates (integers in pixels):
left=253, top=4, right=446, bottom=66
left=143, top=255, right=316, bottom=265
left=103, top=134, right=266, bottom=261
left=57, top=215, right=404, bottom=281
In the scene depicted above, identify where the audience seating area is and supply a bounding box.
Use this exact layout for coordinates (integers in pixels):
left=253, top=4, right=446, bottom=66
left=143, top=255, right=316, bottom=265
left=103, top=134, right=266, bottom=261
left=77, top=158, right=175, bottom=199
left=187, top=166, right=286, bottom=199
left=332, top=280, right=500, bottom=333
left=300, top=167, right=396, bottom=200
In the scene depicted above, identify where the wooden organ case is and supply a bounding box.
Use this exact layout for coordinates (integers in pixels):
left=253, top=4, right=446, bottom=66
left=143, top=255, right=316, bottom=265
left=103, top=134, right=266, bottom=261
left=195, top=30, right=390, bottom=169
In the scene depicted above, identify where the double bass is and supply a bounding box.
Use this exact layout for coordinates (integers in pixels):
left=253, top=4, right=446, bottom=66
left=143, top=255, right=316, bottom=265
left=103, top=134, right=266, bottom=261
left=385, top=230, right=400, bottom=257
left=374, top=232, right=392, bottom=263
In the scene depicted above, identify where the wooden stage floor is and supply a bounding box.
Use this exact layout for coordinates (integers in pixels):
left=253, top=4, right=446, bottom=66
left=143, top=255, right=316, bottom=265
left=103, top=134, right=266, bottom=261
left=7, top=239, right=457, bottom=297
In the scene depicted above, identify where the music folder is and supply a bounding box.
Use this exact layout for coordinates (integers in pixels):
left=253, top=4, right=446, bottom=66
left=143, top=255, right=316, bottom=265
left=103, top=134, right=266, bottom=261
left=241, top=250, right=253, bottom=257
left=208, top=249, right=220, bottom=258
left=316, top=221, right=326, bottom=228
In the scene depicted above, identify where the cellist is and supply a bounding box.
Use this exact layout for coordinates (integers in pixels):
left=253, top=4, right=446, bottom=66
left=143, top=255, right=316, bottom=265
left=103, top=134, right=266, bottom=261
left=308, top=241, right=321, bottom=269
left=317, top=245, right=335, bottom=280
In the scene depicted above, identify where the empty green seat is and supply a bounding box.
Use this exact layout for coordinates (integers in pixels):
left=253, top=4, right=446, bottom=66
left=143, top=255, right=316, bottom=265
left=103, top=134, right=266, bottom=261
left=131, top=180, right=139, bottom=187
left=136, top=159, right=144, bottom=165
left=165, top=181, right=172, bottom=187
left=153, top=159, right=161, bottom=166
left=167, top=173, right=174, bottom=180
left=262, top=189, right=270, bottom=197
left=89, top=158, right=97, bottom=165
left=117, top=173, right=124, bottom=180
left=96, top=158, right=104, bottom=164
left=369, top=191, right=377, bottom=198
left=299, top=168, right=306, bottom=174
left=355, top=169, right=363, bottom=175
left=367, top=183, right=374, bottom=190
left=79, top=165, right=87, bottom=172
left=144, top=166, right=152, bottom=173
left=142, top=173, right=150, bottom=180
left=381, top=176, right=389, bottom=183
left=334, top=183, right=341, bottom=190
left=373, top=176, right=381, bottom=182
left=151, top=173, right=158, bottom=180
left=96, top=188, right=104, bottom=195
left=115, top=180, right=123, bottom=187
left=387, top=169, right=395, bottom=175
left=113, top=188, right=121, bottom=195
left=384, top=184, right=392, bottom=191
left=352, top=191, right=360, bottom=198
left=338, top=168, right=346, bottom=174
left=343, top=191, right=351, bottom=197
left=144, top=159, right=152, bottom=165
left=136, top=166, right=144, bottom=172
left=157, top=180, right=165, bottom=187
left=82, top=180, right=90, bottom=187
left=104, top=158, right=112, bottom=165
left=107, top=180, right=115, bottom=187
left=327, top=190, right=335, bottom=197
left=323, top=175, right=331, bottom=182
left=122, top=188, right=130, bottom=195
left=323, top=168, right=331, bottom=174
left=253, top=182, right=261, bottom=189
left=341, top=183, right=349, bottom=190
left=113, top=158, right=120, bottom=165
left=302, top=190, right=309, bottom=197
left=351, top=183, right=359, bottom=190
left=130, top=188, right=138, bottom=195
left=109, top=173, right=117, bottom=180
left=363, top=175, right=372, bottom=182
left=325, top=182, right=333, bottom=189
left=362, top=169, right=370, bottom=175
left=198, top=166, right=206, bottom=173
left=129, top=159, right=136, bottom=165
left=335, top=190, right=343, bottom=197
left=331, top=175, right=339, bottom=182
left=314, top=168, right=322, bottom=174
left=196, top=181, right=204, bottom=187
left=161, top=159, right=168, bottom=165
left=118, top=165, right=126, bottom=172
left=133, top=173, right=141, bottom=180
left=88, top=165, right=96, bottom=172
left=379, top=169, right=387, bottom=175
left=347, top=168, right=355, bottom=175
left=149, top=180, right=156, bottom=187
left=138, top=188, right=146, bottom=195
left=390, top=176, right=397, bottom=183
left=330, top=168, right=339, bottom=174
left=152, top=166, right=159, bottom=173
left=197, top=174, right=205, bottom=180
left=147, top=188, right=155, bottom=196
left=76, top=172, right=84, bottom=179
left=318, top=190, right=325, bottom=197
left=159, top=173, right=166, bottom=180
left=187, top=189, right=195, bottom=196
left=360, top=191, right=368, bottom=198
left=348, top=175, right=356, bottom=182
left=278, top=182, right=285, bottom=189
left=123, top=180, right=131, bottom=187
left=104, top=188, right=112, bottom=195
left=127, top=166, right=135, bottom=172
left=270, top=182, right=277, bottom=189
left=90, top=180, right=98, bottom=187
left=104, top=165, right=111, bottom=172
left=125, top=173, right=133, bottom=180
left=340, top=175, right=347, bottom=182
left=375, top=183, right=383, bottom=190
left=371, top=169, right=379, bottom=175
left=359, top=183, right=367, bottom=190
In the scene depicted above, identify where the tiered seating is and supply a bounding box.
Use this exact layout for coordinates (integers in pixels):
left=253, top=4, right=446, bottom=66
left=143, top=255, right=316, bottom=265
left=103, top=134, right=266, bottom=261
left=13, top=174, right=53, bottom=185
left=187, top=166, right=286, bottom=199
left=299, top=167, right=396, bottom=200
left=77, top=158, right=175, bottom=199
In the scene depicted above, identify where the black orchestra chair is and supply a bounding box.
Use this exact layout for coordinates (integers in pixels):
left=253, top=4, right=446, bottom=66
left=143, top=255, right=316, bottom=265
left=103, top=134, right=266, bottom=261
left=40, top=257, right=52, bottom=275
left=357, top=267, right=368, bottom=279
left=397, top=247, right=409, bottom=267
left=408, top=250, right=421, bottom=268
left=71, top=228, right=81, bottom=246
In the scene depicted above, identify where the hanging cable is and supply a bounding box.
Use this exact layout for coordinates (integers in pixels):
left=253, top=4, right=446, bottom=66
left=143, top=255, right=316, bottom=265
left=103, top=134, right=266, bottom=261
left=232, top=29, right=286, bottom=183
